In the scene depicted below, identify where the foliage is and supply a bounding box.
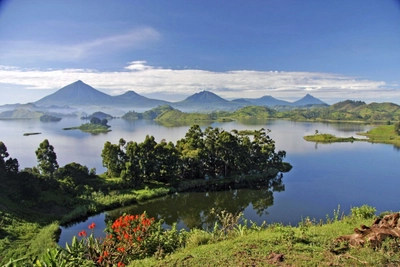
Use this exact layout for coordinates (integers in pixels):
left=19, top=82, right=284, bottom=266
left=351, top=205, right=377, bottom=219
left=39, top=114, right=62, bottom=122
left=303, top=133, right=358, bottom=143
left=395, top=122, right=400, bottom=135
left=35, top=139, right=59, bottom=177
left=0, top=141, right=19, bottom=176
left=26, top=214, right=186, bottom=267
left=121, top=110, right=142, bottom=120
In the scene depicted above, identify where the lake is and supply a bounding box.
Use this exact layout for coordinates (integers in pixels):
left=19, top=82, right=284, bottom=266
left=1, top=118, right=399, bottom=245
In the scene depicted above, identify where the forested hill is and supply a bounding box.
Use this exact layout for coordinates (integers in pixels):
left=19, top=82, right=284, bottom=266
left=122, top=100, right=400, bottom=125
left=278, top=100, right=400, bottom=121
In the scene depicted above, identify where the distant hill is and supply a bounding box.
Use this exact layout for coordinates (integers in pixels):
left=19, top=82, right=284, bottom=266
left=330, top=100, right=366, bottom=111
left=0, top=108, right=44, bottom=119
left=113, top=91, right=170, bottom=107
left=82, top=111, right=114, bottom=120
left=292, top=94, right=328, bottom=106
left=35, top=80, right=113, bottom=106
left=173, top=91, right=241, bottom=111
left=239, top=95, right=291, bottom=106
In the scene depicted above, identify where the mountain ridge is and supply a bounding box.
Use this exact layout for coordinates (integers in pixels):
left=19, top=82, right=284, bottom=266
left=16, top=80, right=329, bottom=111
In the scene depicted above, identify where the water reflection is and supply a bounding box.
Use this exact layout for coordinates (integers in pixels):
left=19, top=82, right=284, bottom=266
left=105, top=175, right=284, bottom=231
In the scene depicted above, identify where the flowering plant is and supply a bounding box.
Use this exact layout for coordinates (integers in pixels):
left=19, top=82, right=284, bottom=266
left=66, top=213, right=186, bottom=266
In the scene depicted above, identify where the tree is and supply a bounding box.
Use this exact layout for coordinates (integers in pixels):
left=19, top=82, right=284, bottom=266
left=101, top=119, right=108, bottom=126
left=101, top=138, right=127, bottom=177
left=395, top=122, right=400, bottom=135
left=90, top=117, right=101, bottom=125
left=0, top=141, right=9, bottom=175
left=0, top=141, right=19, bottom=176
left=35, top=139, right=59, bottom=177
left=176, top=125, right=207, bottom=180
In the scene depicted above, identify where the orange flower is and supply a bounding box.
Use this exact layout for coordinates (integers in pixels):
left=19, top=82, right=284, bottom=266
left=78, top=230, right=87, bottom=237
left=117, top=247, right=125, bottom=252
left=118, top=262, right=125, bottom=267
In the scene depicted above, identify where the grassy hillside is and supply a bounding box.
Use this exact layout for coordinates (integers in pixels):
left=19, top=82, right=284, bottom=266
left=133, top=208, right=397, bottom=267
left=155, top=109, right=214, bottom=126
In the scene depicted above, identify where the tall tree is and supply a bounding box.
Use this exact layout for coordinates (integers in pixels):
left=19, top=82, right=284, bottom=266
left=35, top=139, right=59, bottom=177
left=0, top=141, right=9, bottom=175
left=101, top=138, right=127, bottom=177
left=176, top=125, right=206, bottom=180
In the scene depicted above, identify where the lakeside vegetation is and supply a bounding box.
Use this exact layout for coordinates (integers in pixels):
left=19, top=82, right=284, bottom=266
left=120, top=100, right=400, bottom=127
left=304, top=122, right=400, bottom=147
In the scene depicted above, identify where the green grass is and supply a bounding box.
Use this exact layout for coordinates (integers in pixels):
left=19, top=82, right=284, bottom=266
left=304, top=125, right=400, bottom=147
left=358, top=125, right=400, bottom=146
left=303, top=133, right=359, bottom=143
left=133, top=215, right=399, bottom=267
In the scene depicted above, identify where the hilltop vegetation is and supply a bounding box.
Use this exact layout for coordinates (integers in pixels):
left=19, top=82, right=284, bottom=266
left=120, top=100, right=400, bottom=127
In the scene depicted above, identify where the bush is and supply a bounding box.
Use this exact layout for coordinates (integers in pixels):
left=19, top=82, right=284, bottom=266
left=32, top=213, right=187, bottom=266
left=351, top=205, right=376, bottom=219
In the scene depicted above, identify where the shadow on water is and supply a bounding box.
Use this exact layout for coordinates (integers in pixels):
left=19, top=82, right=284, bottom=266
left=58, top=174, right=285, bottom=245
left=107, top=176, right=284, bottom=230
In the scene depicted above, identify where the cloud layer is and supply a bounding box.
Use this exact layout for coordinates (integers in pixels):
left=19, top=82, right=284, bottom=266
left=0, top=61, right=395, bottom=104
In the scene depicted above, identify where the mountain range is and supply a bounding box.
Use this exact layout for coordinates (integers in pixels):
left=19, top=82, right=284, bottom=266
left=30, top=80, right=328, bottom=112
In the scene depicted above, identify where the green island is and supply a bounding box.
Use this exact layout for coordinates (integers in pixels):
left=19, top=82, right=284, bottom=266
left=23, top=132, right=42, bottom=136
left=304, top=122, right=400, bottom=147
left=2, top=123, right=400, bottom=266
left=63, top=116, right=111, bottom=133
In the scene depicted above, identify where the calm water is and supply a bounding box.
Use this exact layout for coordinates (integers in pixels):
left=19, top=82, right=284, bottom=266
left=1, top=118, right=398, bottom=245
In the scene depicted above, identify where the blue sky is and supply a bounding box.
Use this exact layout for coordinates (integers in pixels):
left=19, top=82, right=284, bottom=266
left=0, top=0, right=399, bottom=105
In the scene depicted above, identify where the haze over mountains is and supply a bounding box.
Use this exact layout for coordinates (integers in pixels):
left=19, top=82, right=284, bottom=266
left=31, top=80, right=327, bottom=112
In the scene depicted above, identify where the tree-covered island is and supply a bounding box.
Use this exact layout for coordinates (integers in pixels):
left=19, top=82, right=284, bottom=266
left=63, top=116, right=111, bottom=133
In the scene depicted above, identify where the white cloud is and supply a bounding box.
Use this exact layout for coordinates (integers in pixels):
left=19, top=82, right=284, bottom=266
left=0, top=62, right=397, bottom=105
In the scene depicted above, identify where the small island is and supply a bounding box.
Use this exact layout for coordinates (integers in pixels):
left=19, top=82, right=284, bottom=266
left=63, top=116, right=111, bottom=133
left=39, top=114, right=62, bottom=122
left=304, top=122, right=400, bottom=147
left=23, top=132, right=42, bottom=136
left=303, top=133, right=359, bottom=143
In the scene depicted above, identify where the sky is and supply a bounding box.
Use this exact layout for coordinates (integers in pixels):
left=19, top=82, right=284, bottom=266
left=0, top=0, right=399, bottom=105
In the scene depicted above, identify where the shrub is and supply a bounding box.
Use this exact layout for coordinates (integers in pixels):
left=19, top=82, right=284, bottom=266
left=37, top=213, right=187, bottom=266
left=351, top=205, right=376, bottom=219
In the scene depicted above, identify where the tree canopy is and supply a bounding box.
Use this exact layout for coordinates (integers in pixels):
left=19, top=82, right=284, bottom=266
left=101, top=125, right=291, bottom=185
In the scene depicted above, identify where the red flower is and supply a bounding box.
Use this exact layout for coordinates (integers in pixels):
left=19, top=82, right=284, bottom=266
left=78, top=230, right=87, bottom=237
left=118, top=262, right=125, bottom=267
left=88, top=222, right=96, bottom=229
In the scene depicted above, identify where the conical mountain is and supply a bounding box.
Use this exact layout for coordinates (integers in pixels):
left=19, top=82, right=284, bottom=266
left=292, top=94, right=327, bottom=106
left=173, top=90, right=240, bottom=111
left=35, top=80, right=112, bottom=106
left=182, top=90, right=230, bottom=103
